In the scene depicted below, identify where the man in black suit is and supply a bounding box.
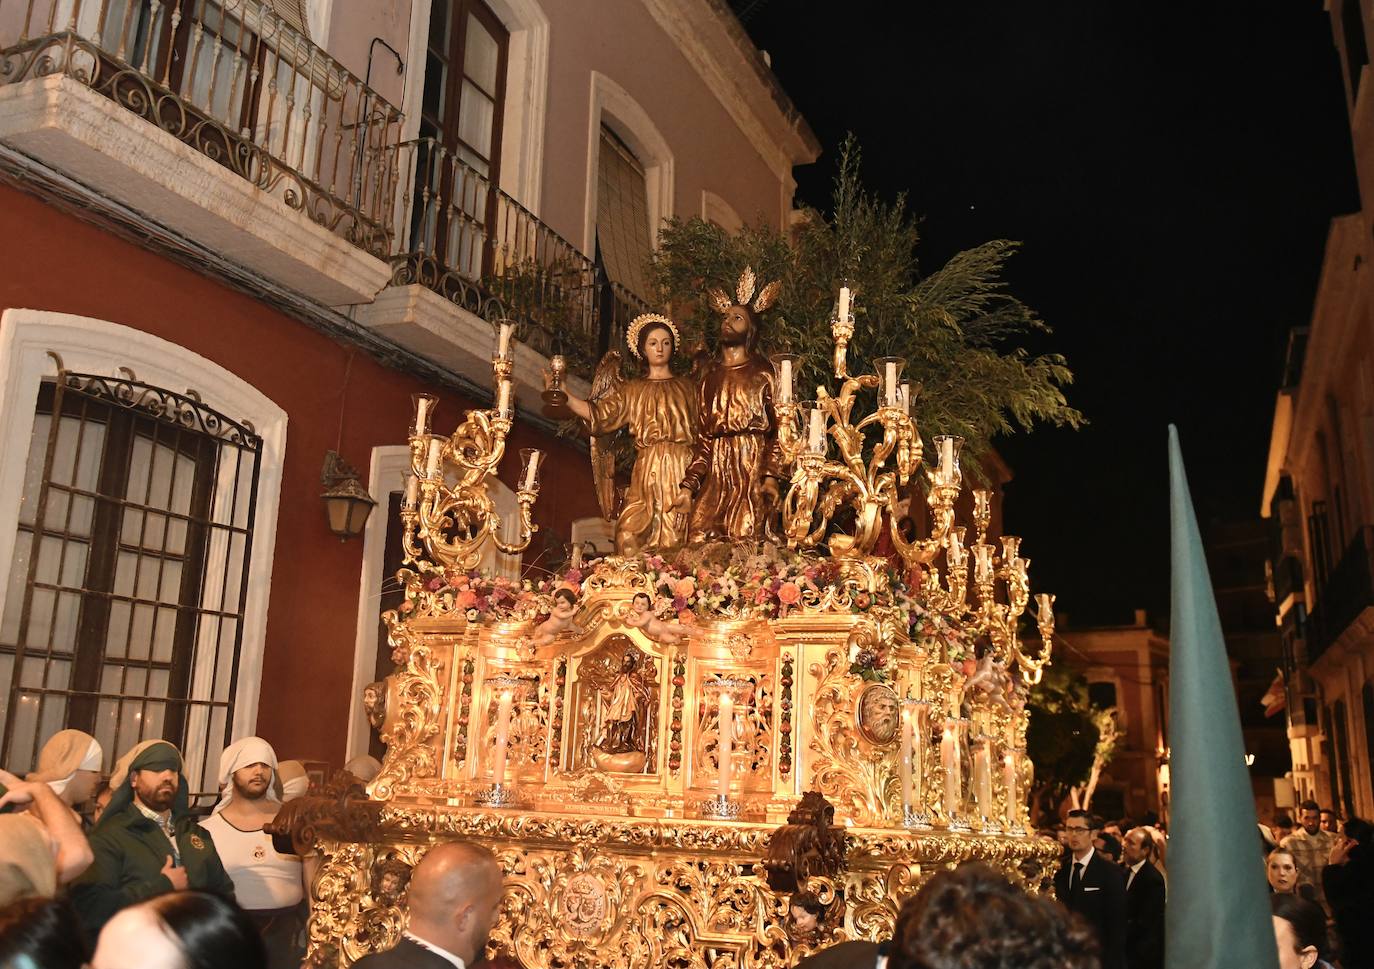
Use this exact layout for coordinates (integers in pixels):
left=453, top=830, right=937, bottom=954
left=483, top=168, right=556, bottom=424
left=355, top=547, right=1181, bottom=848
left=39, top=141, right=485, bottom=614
left=1121, top=827, right=1165, bottom=969
left=1054, top=810, right=1127, bottom=969
left=355, top=841, right=504, bottom=969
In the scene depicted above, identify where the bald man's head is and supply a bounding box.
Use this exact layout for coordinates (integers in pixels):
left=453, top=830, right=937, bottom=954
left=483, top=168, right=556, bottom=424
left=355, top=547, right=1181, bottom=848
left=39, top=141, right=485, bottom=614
left=405, top=842, right=503, bottom=963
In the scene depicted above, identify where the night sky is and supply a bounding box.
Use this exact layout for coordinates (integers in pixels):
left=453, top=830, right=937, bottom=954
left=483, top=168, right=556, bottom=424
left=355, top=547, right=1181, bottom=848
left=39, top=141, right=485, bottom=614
left=739, top=3, right=1361, bottom=626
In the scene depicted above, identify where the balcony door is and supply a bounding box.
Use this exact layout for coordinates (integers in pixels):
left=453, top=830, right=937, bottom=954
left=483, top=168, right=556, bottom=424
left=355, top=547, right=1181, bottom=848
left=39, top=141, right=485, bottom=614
left=413, top=0, right=509, bottom=277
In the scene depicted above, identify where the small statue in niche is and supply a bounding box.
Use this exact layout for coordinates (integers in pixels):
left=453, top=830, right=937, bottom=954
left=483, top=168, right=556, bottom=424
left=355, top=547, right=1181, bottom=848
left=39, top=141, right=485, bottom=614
left=533, top=587, right=581, bottom=649
left=362, top=679, right=387, bottom=732
left=624, top=591, right=696, bottom=646
left=368, top=857, right=412, bottom=905
left=589, top=648, right=656, bottom=773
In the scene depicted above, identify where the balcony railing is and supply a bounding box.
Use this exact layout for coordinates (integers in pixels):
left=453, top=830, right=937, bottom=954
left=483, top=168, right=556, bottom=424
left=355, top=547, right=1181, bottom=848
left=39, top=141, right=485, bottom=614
left=0, top=0, right=401, bottom=257
left=387, top=138, right=652, bottom=373
left=1307, top=524, right=1374, bottom=663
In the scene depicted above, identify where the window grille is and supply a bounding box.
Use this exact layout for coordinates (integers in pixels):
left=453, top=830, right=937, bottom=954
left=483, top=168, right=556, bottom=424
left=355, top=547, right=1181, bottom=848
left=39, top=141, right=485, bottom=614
left=0, top=368, right=261, bottom=804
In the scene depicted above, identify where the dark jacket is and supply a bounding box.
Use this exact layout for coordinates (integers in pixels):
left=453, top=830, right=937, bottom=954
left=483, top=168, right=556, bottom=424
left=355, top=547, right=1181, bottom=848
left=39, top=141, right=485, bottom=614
left=793, top=940, right=882, bottom=969
left=1124, top=860, right=1165, bottom=969
left=354, top=938, right=461, bottom=969
left=1055, top=850, right=1127, bottom=969
left=70, top=803, right=236, bottom=939
left=1324, top=852, right=1374, bottom=969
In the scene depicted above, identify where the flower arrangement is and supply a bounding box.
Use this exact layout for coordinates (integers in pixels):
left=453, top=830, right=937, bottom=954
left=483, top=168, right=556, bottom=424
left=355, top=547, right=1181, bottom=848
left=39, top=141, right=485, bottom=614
left=392, top=544, right=976, bottom=670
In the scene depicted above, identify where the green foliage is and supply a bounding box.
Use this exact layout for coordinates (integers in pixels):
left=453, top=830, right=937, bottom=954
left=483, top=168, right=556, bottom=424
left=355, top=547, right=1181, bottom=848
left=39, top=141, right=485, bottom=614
left=650, top=137, right=1084, bottom=462
left=1026, top=667, right=1101, bottom=796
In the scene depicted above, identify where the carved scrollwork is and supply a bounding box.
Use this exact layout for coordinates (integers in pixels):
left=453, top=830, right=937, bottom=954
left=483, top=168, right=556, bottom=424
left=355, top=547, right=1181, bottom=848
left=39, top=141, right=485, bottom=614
left=370, top=620, right=445, bottom=801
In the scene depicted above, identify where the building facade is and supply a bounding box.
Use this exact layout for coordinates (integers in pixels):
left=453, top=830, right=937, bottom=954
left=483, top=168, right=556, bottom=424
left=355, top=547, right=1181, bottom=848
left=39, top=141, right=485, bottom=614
left=1258, top=1, right=1374, bottom=822
left=0, top=0, right=818, bottom=798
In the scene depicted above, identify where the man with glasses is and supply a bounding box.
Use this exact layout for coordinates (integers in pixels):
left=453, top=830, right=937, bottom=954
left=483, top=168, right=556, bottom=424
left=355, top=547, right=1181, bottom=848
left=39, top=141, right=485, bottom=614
left=1054, top=810, right=1126, bottom=969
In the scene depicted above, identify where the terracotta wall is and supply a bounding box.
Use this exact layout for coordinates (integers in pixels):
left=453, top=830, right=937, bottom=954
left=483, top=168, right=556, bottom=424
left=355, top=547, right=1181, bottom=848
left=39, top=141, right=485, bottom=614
left=0, top=184, right=600, bottom=766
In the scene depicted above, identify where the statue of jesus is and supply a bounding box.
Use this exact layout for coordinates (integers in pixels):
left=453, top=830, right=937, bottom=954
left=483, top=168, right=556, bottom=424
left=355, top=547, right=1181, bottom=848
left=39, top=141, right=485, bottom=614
left=672, top=268, right=784, bottom=544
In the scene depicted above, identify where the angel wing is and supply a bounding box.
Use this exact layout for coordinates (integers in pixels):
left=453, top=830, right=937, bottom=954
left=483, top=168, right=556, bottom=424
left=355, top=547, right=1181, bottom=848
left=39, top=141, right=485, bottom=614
left=589, top=350, right=625, bottom=521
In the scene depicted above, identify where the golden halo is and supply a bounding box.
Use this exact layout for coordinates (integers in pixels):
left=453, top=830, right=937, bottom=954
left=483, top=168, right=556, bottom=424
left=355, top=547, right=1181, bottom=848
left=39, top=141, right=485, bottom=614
left=625, top=313, right=680, bottom=359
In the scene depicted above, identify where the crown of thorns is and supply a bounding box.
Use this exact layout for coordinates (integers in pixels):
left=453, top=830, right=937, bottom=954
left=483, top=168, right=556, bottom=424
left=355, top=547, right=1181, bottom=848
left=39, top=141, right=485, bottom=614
left=707, top=267, right=781, bottom=316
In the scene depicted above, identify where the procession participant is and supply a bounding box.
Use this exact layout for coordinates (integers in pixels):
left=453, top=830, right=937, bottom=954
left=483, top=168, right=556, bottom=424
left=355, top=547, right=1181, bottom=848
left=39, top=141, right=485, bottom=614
left=353, top=842, right=503, bottom=969
left=201, top=737, right=305, bottom=969
left=26, top=729, right=103, bottom=822
left=276, top=760, right=310, bottom=801
left=70, top=740, right=235, bottom=939
left=0, top=767, right=95, bottom=895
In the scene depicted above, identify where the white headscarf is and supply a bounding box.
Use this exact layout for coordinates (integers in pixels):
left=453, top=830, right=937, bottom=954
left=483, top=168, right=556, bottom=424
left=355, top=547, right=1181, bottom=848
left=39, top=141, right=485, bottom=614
left=276, top=760, right=310, bottom=801
left=212, top=737, right=280, bottom=814
left=27, top=730, right=102, bottom=799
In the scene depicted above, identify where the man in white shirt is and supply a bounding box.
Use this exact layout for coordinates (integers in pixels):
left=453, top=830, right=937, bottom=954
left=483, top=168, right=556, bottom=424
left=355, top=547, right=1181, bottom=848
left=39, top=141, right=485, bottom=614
left=354, top=842, right=504, bottom=969
left=201, top=737, right=305, bottom=969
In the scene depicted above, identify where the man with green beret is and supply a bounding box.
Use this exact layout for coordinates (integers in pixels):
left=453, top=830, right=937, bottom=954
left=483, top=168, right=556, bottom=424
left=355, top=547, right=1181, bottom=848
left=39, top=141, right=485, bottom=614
left=70, top=739, right=236, bottom=938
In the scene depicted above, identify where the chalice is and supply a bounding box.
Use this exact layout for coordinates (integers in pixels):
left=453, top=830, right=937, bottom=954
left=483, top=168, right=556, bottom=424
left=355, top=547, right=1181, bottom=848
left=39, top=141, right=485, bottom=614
left=542, top=354, right=571, bottom=418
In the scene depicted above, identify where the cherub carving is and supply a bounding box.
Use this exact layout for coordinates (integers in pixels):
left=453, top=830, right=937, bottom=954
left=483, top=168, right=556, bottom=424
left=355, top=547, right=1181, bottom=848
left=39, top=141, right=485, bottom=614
left=962, top=651, right=1013, bottom=710
left=624, top=591, right=697, bottom=646
left=533, top=587, right=581, bottom=649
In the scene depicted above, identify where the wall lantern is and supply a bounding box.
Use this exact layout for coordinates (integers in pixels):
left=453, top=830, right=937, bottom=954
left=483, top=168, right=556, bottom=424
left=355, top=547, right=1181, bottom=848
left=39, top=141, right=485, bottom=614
left=321, top=450, right=376, bottom=540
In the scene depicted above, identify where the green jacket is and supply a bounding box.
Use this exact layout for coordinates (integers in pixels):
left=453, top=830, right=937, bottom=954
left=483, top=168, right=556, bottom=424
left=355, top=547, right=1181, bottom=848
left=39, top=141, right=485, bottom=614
left=70, top=805, right=236, bottom=938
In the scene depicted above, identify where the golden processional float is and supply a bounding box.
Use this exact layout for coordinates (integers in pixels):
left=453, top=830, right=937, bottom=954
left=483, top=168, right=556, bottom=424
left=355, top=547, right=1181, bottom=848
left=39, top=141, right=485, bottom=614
left=275, top=272, right=1061, bottom=968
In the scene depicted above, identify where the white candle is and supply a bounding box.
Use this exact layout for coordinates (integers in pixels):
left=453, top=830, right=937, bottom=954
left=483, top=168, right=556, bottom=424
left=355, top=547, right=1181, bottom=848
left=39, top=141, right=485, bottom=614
left=912, top=703, right=926, bottom=807
left=522, top=451, right=540, bottom=491
left=808, top=408, right=825, bottom=452
left=492, top=688, right=513, bottom=785
left=414, top=395, right=432, bottom=434
left=899, top=706, right=913, bottom=816
left=974, top=738, right=992, bottom=818
left=425, top=437, right=444, bottom=478
left=885, top=361, right=897, bottom=407
left=497, top=380, right=512, bottom=418
left=1003, top=749, right=1018, bottom=825
left=899, top=382, right=911, bottom=415
left=941, top=720, right=959, bottom=819
left=974, top=545, right=994, bottom=585
left=940, top=437, right=955, bottom=483
left=497, top=321, right=512, bottom=360
left=403, top=472, right=419, bottom=509
left=779, top=358, right=793, bottom=404
left=837, top=286, right=850, bottom=323
left=717, top=690, right=733, bottom=799
left=571, top=544, right=583, bottom=569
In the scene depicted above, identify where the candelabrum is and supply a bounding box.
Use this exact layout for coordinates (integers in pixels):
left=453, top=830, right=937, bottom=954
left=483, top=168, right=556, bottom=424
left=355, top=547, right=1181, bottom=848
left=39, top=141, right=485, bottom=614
left=400, top=321, right=543, bottom=573
left=774, top=289, right=953, bottom=560
left=773, top=286, right=1056, bottom=684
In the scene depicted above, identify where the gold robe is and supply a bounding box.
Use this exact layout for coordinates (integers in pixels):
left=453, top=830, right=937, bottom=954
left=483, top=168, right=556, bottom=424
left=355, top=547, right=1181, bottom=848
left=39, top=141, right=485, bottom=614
left=589, top=375, right=697, bottom=553
left=680, top=353, right=783, bottom=544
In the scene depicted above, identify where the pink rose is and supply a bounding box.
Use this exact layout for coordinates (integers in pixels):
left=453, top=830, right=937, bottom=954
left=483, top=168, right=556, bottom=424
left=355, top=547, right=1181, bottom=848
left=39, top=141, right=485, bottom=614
left=456, top=590, right=477, bottom=609
left=673, top=577, right=696, bottom=599
left=677, top=610, right=696, bottom=625
left=778, top=582, right=801, bottom=605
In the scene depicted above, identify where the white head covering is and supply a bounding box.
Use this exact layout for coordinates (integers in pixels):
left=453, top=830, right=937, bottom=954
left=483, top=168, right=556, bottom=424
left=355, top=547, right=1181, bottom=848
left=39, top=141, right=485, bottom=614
left=276, top=760, right=310, bottom=801
left=212, top=737, right=279, bottom=814
left=27, top=730, right=102, bottom=799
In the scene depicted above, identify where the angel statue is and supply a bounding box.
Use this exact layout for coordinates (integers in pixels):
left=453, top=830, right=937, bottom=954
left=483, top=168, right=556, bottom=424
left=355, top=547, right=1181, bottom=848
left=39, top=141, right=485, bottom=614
left=548, top=314, right=697, bottom=554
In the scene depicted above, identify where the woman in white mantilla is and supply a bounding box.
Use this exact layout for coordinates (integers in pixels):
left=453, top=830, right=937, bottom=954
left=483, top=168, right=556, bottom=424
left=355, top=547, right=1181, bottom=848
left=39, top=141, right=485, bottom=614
left=555, top=314, right=697, bottom=554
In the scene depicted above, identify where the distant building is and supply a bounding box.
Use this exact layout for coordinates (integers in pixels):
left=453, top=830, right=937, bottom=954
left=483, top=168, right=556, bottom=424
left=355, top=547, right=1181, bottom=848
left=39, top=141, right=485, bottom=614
left=0, top=0, right=818, bottom=796
left=1205, top=520, right=1291, bottom=820
left=1052, top=611, right=1169, bottom=824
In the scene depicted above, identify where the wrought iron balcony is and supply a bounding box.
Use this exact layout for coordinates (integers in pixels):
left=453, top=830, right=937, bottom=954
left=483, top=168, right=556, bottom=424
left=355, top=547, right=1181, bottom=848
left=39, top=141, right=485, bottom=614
left=1307, top=524, right=1374, bottom=664
left=387, top=138, right=651, bottom=374
left=0, top=0, right=401, bottom=258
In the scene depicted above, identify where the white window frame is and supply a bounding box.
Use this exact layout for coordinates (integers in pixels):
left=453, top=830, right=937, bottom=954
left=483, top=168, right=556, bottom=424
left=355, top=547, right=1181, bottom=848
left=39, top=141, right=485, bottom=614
left=399, top=0, right=550, bottom=212
left=0, top=309, right=287, bottom=749
left=702, top=190, right=743, bottom=235
left=583, top=70, right=674, bottom=259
